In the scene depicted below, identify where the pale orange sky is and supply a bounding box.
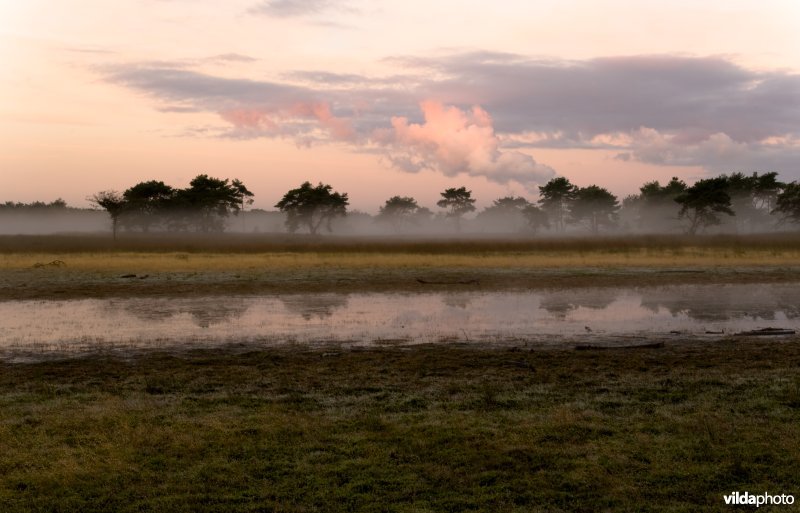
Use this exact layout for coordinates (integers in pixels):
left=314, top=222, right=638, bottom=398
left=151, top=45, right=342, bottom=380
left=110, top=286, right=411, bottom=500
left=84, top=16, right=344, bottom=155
left=1, top=0, right=799, bottom=212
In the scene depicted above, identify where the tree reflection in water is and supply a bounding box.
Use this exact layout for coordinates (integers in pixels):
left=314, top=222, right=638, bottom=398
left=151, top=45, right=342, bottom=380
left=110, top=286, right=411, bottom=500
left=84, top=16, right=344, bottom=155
left=109, top=297, right=250, bottom=328
left=540, top=289, right=618, bottom=320
left=280, top=294, right=349, bottom=320
left=638, top=284, right=800, bottom=322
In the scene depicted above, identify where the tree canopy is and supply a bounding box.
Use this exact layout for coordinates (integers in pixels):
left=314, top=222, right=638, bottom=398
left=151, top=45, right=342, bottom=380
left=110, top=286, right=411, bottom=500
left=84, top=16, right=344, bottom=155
left=719, top=171, right=785, bottom=231
left=475, top=196, right=530, bottom=232
left=376, top=196, right=430, bottom=232
left=773, top=182, right=800, bottom=226
left=89, top=191, right=127, bottom=240
left=121, top=180, right=175, bottom=232
left=569, top=185, right=620, bottom=234
left=675, top=177, right=734, bottom=235
left=437, top=187, right=476, bottom=231
left=538, top=177, right=577, bottom=232
left=91, top=175, right=253, bottom=237
left=0, top=199, right=68, bottom=211
left=628, top=177, right=687, bottom=231
left=173, top=175, right=254, bottom=232
left=275, top=181, right=349, bottom=235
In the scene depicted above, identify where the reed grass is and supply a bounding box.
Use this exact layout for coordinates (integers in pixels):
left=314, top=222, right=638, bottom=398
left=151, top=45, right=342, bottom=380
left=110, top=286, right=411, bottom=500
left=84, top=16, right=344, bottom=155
left=3, top=232, right=800, bottom=255
left=3, top=248, right=800, bottom=272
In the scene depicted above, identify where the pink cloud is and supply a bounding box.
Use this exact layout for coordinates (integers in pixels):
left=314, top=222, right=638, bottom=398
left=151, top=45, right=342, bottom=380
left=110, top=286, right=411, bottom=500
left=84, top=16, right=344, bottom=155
left=374, top=101, right=554, bottom=188
left=289, top=102, right=355, bottom=141
left=220, top=109, right=278, bottom=131
left=219, top=101, right=355, bottom=141
left=218, top=99, right=554, bottom=188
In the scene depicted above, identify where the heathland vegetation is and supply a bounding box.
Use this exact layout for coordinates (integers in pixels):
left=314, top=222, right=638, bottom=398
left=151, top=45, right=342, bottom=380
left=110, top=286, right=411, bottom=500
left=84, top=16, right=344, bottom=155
left=3, top=233, right=800, bottom=300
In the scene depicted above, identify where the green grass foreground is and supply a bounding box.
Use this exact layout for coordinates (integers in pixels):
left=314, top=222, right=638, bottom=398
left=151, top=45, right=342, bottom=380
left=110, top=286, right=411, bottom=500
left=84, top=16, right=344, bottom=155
left=2, top=342, right=799, bottom=512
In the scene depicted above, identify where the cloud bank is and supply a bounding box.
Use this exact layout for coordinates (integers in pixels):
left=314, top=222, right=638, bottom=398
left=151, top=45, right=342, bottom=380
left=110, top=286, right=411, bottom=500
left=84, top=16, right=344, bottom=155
left=105, top=52, right=800, bottom=183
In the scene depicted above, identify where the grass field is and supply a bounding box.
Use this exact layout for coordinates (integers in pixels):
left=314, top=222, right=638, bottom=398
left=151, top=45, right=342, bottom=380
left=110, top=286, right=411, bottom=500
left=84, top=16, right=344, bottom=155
left=3, top=233, right=800, bottom=299
left=4, top=246, right=800, bottom=272
left=1, top=341, right=799, bottom=512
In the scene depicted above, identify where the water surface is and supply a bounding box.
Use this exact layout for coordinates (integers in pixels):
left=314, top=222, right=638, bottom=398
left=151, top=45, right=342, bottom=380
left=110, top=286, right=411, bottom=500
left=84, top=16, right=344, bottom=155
left=1, top=283, right=798, bottom=358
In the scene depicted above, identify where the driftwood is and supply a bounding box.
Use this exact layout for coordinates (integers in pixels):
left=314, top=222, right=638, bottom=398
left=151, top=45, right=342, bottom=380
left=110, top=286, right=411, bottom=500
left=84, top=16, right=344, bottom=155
left=735, top=327, right=796, bottom=336
left=416, top=278, right=480, bottom=285
left=575, top=341, right=665, bottom=351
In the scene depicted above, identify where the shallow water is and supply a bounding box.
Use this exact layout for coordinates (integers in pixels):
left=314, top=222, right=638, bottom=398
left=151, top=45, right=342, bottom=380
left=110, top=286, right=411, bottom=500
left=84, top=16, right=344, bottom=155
left=1, top=283, right=798, bottom=358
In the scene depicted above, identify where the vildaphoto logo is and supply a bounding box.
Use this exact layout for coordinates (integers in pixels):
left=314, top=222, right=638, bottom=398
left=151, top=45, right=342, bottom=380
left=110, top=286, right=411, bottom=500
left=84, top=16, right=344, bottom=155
left=723, top=491, right=795, bottom=507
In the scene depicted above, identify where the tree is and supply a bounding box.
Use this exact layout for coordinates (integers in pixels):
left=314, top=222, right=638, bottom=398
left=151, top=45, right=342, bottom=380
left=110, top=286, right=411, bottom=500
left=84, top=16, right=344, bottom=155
left=376, top=196, right=426, bottom=232
left=634, top=177, right=687, bottom=231
left=773, top=181, right=800, bottom=227
left=721, top=171, right=784, bottom=231
left=89, top=191, right=127, bottom=240
left=275, top=181, right=349, bottom=234
left=122, top=180, right=175, bottom=232
left=436, top=187, right=476, bottom=232
left=723, top=172, right=760, bottom=231
left=538, top=177, right=577, bottom=232
left=475, top=196, right=530, bottom=232
left=675, top=177, right=734, bottom=235
left=0, top=199, right=69, bottom=211
left=174, top=174, right=253, bottom=232
left=753, top=171, right=784, bottom=213
left=521, top=204, right=549, bottom=233
left=569, top=185, right=620, bottom=234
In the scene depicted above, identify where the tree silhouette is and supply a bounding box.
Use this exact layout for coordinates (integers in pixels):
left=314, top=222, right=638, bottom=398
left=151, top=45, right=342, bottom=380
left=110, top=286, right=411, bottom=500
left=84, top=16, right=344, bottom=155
left=721, top=171, right=784, bottom=231
left=476, top=196, right=530, bottom=233
left=91, top=175, right=252, bottom=235
left=376, top=196, right=426, bottom=232
left=122, top=180, right=175, bottom=232
left=675, top=177, right=734, bottom=235
left=89, top=191, right=126, bottom=240
left=437, top=187, right=476, bottom=232
left=275, top=181, right=349, bottom=234
left=633, top=177, right=687, bottom=231
left=173, top=174, right=253, bottom=232
left=538, top=177, right=577, bottom=232
left=773, top=182, right=800, bottom=227
left=753, top=172, right=784, bottom=214
left=569, top=185, right=620, bottom=234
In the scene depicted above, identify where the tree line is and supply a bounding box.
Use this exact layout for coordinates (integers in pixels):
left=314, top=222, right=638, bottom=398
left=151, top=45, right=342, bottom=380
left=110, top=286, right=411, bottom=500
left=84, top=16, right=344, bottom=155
left=82, top=171, right=800, bottom=237
left=373, top=172, right=799, bottom=235
left=1, top=199, right=71, bottom=211
left=90, top=175, right=254, bottom=239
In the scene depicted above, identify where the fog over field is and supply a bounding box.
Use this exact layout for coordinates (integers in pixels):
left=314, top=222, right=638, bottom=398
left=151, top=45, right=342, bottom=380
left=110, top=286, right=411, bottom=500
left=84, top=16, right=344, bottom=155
left=0, top=209, right=790, bottom=237
left=0, top=191, right=793, bottom=237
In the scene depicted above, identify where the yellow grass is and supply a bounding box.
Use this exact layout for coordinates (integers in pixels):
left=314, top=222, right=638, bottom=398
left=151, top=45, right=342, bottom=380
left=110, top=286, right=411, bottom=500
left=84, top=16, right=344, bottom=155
left=3, top=247, right=800, bottom=272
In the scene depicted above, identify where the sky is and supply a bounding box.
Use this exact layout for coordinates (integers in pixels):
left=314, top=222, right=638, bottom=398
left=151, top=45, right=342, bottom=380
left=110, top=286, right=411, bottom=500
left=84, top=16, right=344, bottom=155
left=1, top=0, right=799, bottom=212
